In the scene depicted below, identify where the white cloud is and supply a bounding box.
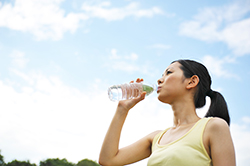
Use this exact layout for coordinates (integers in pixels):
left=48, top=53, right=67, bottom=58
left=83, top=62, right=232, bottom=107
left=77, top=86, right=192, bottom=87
left=196, top=97, right=210, bottom=118
left=242, top=116, right=250, bottom=124
left=0, top=67, right=169, bottom=165
left=202, top=55, right=239, bottom=79
left=10, top=68, right=34, bottom=85
left=0, top=70, right=113, bottom=163
left=179, top=1, right=250, bottom=56
left=106, top=49, right=157, bottom=76
left=0, top=0, right=163, bottom=40
left=81, top=1, right=164, bottom=21
left=231, top=118, right=250, bottom=166
left=111, top=61, right=139, bottom=72
left=109, top=48, right=121, bottom=59
left=110, top=49, right=138, bottom=61
left=9, top=50, right=29, bottom=68
left=125, top=53, right=138, bottom=61
left=222, top=18, right=250, bottom=55
left=0, top=0, right=88, bottom=40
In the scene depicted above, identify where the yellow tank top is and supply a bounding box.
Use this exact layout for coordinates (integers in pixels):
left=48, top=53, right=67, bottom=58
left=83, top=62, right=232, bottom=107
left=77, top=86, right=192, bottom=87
left=147, top=117, right=212, bottom=166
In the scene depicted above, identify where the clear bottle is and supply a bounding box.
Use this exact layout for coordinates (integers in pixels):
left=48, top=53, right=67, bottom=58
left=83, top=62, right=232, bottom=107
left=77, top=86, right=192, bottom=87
left=108, top=82, right=157, bottom=101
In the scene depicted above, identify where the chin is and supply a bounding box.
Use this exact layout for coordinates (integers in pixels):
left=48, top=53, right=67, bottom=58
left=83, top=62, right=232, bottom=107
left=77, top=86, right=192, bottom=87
left=157, top=95, right=170, bottom=104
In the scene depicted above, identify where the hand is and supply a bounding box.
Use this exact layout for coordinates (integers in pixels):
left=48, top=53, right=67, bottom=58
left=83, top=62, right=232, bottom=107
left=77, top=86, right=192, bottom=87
left=117, top=78, right=147, bottom=112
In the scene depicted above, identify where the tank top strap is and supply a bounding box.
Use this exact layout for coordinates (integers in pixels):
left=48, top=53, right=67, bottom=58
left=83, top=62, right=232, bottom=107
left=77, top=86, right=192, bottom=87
left=151, top=117, right=213, bottom=152
left=184, top=117, right=213, bottom=141
left=148, top=118, right=213, bottom=166
left=181, top=117, right=213, bottom=159
left=151, top=128, right=170, bottom=152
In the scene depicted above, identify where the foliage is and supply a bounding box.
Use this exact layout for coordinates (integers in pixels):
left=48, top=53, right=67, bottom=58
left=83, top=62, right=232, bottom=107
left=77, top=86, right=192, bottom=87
left=0, top=151, right=99, bottom=166
left=40, top=158, right=74, bottom=166
left=0, top=151, right=5, bottom=166
left=6, top=160, right=36, bottom=166
left=77, top=159, right=100, bottom=166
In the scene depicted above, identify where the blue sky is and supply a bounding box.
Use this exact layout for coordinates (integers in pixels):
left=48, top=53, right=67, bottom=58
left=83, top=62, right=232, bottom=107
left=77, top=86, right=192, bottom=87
left=0, top=0, right=250, bottom=165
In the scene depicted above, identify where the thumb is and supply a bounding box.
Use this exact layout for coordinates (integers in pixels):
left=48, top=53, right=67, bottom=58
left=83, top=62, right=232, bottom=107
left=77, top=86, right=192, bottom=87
left=134, top=91, right=146, bottom=103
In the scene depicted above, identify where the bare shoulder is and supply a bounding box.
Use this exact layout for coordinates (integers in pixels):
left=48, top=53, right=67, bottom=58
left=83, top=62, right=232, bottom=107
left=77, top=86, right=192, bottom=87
left=206, top=117, right=229, bottom=130
left=205, top=118, right=236, bottom=166
left=147, top=130, right=162, bottom=142
left=205, top=117, right=230, bottom=138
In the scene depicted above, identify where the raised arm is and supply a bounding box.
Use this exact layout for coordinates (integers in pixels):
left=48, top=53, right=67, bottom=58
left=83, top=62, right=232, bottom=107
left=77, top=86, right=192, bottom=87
left=99, top=79, right=159, bottom=166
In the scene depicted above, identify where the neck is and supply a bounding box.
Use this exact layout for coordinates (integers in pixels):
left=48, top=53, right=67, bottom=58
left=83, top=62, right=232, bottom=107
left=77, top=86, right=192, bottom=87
left=171, top=100, right=200, bottom=128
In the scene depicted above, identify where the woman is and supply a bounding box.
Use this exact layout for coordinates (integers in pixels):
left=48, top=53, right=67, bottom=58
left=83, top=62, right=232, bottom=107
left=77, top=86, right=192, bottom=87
left=99, top=59, right=236, bottom=166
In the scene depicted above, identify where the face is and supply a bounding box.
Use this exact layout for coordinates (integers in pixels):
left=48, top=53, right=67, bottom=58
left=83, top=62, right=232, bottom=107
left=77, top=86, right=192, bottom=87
left=157, top=62, right=189, bottom=104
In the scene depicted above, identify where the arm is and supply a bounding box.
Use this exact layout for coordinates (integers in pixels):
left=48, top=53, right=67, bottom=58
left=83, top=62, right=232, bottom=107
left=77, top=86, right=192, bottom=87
left=207, top=118, right=236, bottom=166
left=99, top=79, right=159, bottom=166
left=99, top=96, right=158, bottom=166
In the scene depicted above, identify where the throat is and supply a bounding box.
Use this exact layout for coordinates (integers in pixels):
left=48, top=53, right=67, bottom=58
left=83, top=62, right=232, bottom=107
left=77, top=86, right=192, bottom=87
left=172, top=112, right=201, bottom=128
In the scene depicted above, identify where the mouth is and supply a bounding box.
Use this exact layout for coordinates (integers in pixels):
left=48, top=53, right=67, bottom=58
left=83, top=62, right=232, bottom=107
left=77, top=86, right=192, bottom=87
left=157, top=87, right=161, bottom=93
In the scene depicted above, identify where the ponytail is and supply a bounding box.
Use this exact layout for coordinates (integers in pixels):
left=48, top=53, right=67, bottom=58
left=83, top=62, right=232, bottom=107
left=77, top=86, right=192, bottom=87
left=172, top=59, right=231, bottom=126
left=205, top=90, right=230, bottom=126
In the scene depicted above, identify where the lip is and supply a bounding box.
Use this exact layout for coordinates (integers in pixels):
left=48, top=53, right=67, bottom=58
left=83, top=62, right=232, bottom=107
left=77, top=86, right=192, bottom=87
left=157, top=86, right=161, bottom=93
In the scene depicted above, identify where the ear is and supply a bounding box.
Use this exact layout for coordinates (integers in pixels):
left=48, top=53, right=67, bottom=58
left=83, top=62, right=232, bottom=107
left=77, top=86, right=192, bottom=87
left=186, top=75, right=199, bottom=89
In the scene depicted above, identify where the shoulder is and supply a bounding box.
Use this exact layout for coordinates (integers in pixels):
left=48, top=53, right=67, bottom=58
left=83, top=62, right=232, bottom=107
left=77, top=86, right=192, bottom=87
left=206, top=117, right=229, bottom=131
left=147, top=130, right=162, bottom=143
left=204, top=118, right=236, bottom=165
left=205, top=117, right=231, bottom=140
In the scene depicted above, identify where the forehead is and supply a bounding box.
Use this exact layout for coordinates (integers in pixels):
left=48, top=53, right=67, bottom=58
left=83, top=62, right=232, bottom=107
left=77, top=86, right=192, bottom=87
left=165, top=62, right=182, bottom=71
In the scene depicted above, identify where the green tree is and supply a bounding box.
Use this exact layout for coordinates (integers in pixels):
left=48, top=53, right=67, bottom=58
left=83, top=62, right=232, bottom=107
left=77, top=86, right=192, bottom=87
left=6, top=160, right=36, bottom=166
left=0, top=151, right=99, bottom=166
left=77, top=159, right=99, bottom=166
left=0, top=150, right=5, bottom=166
left=39, top=158, right=75, bottom=166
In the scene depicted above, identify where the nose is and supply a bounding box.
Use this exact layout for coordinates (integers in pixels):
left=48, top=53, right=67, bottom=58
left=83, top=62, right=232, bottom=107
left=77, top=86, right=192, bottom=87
left=157, top=77, right=163, bottom=85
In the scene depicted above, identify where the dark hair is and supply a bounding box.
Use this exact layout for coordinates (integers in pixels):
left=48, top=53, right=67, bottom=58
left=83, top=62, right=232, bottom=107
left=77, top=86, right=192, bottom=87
left=172, top=59, right=230, bottom=126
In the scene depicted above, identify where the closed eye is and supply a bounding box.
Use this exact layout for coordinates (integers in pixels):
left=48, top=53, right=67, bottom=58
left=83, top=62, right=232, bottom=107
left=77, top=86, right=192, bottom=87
left=162, top=70, right=172, bottom=77
left=166, top=71, right=172, bottom=75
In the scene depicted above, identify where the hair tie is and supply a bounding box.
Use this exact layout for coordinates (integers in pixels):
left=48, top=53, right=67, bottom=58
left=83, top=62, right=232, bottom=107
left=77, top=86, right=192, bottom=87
left=206, top=89, right=213, bottom=97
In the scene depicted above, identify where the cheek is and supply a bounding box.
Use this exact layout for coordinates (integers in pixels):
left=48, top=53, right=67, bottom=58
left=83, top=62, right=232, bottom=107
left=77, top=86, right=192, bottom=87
left=157, top=75, right=183, bottom=103
left=164, top=75, right=179, bottom=88
left=157, top=80, right=172, bottom=102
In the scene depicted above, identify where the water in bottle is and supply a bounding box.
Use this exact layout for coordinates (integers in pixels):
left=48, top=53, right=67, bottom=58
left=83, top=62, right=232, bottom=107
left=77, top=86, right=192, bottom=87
left=108, top=82, right=157, bottom=101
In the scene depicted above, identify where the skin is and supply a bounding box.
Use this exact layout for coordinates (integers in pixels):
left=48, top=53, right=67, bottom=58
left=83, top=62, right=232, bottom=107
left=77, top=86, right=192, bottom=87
left=99, top=62, right=236, bottom=166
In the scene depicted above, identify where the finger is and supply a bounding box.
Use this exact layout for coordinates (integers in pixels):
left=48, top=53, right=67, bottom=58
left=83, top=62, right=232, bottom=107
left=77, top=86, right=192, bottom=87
left=136, top=78, right=143, bottom=83
left=141, top=91, right=146, bottom=98
left=134, top=91, right=146, bottom=102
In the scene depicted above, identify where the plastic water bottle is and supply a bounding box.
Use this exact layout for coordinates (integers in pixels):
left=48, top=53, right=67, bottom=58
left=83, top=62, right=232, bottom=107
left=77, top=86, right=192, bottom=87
left=108, top=82, right=157, bottom=101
